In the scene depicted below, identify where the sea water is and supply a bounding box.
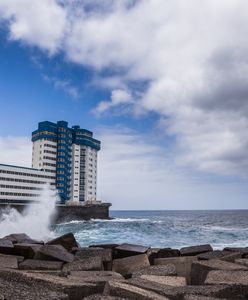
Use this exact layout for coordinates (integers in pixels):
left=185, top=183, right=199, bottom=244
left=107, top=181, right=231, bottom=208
left=54, top=210, right=248, bottom=249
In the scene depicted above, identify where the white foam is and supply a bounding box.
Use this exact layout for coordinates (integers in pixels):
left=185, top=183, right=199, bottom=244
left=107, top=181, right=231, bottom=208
left=0, top=184, right=58, bottom=240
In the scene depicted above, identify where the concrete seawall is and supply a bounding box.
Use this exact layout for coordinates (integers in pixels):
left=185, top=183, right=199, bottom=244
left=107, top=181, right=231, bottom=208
left=0, top=202, right=112, bottom=223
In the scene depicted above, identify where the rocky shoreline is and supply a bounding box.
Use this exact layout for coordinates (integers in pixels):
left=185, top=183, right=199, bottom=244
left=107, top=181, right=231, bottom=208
left=0, top=233, right=247, bottom=299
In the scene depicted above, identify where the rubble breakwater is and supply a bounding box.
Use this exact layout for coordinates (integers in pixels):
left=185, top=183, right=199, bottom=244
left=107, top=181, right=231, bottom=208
left=0, top=232, right=248, bottom=299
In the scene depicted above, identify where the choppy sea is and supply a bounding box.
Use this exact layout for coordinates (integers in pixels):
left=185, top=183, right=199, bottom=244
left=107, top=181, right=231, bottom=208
left=54, top=210, right=248, bottom=249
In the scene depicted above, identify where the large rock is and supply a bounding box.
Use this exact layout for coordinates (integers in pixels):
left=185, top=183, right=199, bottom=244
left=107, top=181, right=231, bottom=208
left=104, top=280, right=169, bottom=299
left=75, top=247, right=112, bottom=262
left=126, top=277, right=243, bottom=299
left=0, top=269, right=103, bottom=300
left=154, top=256, right=197, bottom=284
left=235, top=258, right=248, bottom=267
left=89, top=244, right=119, bottom=249
left=223, top=247, right=248, bottom=256
left=132, top=264, right=176, bottom=278
left=0, top=238, right=14, bottom=254
left=180, top=244, right=213, bottom=256
left=19, top=259, right=64, bottom=270
left=113, top=243, right=150, bottom=259
left=191, top=258, right=248, bottom=285
left=0, top=276, right=68, bottom=300
left=148, top=248, right=179, bottom=264
left=46, top=233, right=78, bottom=251
left=5, top=233, right=43, bottom=244
left=63, top=256, right=103, bottom=272
left=14, top=243, right=42, bottom=258
left=34, top=245, right=74, bottom=263
left=138, top=275, right=186, bottom=287
left=197, top=250, right=230, bottom=260
left=205, top=270, right=248, bottom=297
left=0, top=254, right=18, bottom=269
left=112, top=254, right=150, bottom=278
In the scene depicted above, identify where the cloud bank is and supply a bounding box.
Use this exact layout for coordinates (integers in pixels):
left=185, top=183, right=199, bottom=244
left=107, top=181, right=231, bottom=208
left=1, top=0, right=248, bottom=177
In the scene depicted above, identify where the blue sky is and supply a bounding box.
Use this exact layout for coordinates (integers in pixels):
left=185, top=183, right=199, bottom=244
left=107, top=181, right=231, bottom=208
left=0, top=0, right=248, bottom=209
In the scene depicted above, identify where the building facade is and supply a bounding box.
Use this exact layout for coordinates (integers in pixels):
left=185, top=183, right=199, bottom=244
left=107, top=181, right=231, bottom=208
left=0, top=164, right=55, bottom=204
left=32, top=121, right=101, bottom=203
left=0, top=120, right=101, bottom=204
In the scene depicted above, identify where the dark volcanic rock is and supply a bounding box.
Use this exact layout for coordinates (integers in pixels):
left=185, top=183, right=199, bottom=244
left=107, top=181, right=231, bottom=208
left=104, top=280, right=169, bottom=299
left=180, top=245, right=213, bottom=257
left=154, top=256, right=197, bottom=284
left=112, top=254, right=150, bottom=278
left=14, top=243, right=42, bottom=258
left=113, top=243, right=150, bottom=259
left=46, top=233, right=78, bottom=251
left=0, top=238, right=14, bottom=254
left=63, top=256, right=103, bottom=271
left=132, top=264, right=177, bottom=278
left=19, top=259, right=64, bottom=270
left=34, top=244, right=74, bottom=263
left=191, top=259, right=248, bottom=285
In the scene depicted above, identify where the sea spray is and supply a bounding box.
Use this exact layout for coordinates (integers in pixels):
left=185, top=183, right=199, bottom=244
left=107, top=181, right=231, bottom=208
left=0, top=184, right=58, bottom=240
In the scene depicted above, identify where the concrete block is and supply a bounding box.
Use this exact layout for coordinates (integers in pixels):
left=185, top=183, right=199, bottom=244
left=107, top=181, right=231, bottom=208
left=0, top=238, right=14, bottom=254
left=35, top=245, right=74, bottom=263
left=148, top=248, right=180, bottom=264
left=114, top=243, right=150, bottom=259
left=180, top=245, right=213, bottom=256
left=46, top=233, right=78, bottom=251
left=132, top=264, right=176, bottom=278
left=19, top=259, right=63, bottom=270
left=0, top=254, right=18, bottom=269
left=63, top=256, right=103, bottom=271
left=104, top=280, right=169, bottom=299
left=191, top=259, right=248, bottom=285
left=112, top=254, right=150, bottom=278
left=154, top=256, right=197, bottom=283
left=139, top=275, right=186, bottom=286
left=14, top=243, right=42, bottom=258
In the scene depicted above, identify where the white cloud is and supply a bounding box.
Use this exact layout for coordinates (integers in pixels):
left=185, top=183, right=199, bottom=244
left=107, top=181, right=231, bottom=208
left=0, top=136, right=31, bottom=167
left=93, top=89, right=132, bottom=115
left=1, top=0, right=248, bottom=177
left=43, top=75, right=80, bottom=99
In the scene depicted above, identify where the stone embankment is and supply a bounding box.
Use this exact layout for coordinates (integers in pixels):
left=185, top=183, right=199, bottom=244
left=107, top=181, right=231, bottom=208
left=0, top=234, right=248, bottom=299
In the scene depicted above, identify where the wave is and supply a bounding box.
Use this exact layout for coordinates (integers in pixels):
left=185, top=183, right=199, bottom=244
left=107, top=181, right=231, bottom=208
left=203, top=225, right=248, bottom=232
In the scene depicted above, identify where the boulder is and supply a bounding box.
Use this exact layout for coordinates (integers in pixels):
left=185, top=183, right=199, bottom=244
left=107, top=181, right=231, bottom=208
left=223, top=247, right=248, bottom=256
left=19, top=259, right=64, bottom=270
left=0, top=253, right=24, bottom=263
left=89, top=244, right=119, bottom=249
left=205, top=270, right=248, bottom=297
left=0, top=268, right=103, bottom=300
left=46, top=233, right=78, bottom=251
left=112, top=254, right=150, bottom=278
left=14, top=243, right=42, bottom=258
left=148, top=248, right=179, bottom=264
left=34, top=245, right=74, bottom=263
left=235, top=258, right=248, bottom=267
left=5, top=233, right=43, bottom=244
left=113, top=243, right=150, bottom=259
left=0, top=276, right=68, bottom=300
left=132, top=264, right=176, bottom=278
left=138, top=275, right=186, bottom=287
left=197, top=250, right=230, bottom=260
left=0, top=238, right=14, bottom=254
left=0, top=254, right=18, bottom=269
left=127, top=277, right=242, bottom=299
left=154, top=256, right=197, bottom=284
left=180, top=244, right=213, bottom=256
left=104, top=280, right=169, bottom=299
left=63, top=256, right=103, bottom=272
left=75, top=247, right=112, bottom=262
left=191, top=259, right=248, bottom=285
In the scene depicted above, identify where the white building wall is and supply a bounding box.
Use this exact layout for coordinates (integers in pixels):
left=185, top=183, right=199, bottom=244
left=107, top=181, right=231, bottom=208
left=0, top=164, right=55, bottom=203
left=32, top=139, right=57, bottom=174
left=70, top=144, right=80, bottom=202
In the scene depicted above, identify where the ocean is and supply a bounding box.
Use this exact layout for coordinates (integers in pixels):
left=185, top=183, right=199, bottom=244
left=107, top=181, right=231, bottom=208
left=54, top=210, right=248, bottom=249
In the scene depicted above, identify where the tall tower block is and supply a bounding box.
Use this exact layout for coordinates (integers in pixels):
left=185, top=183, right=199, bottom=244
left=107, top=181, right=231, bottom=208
left=31, top=121, right=101, bottom=203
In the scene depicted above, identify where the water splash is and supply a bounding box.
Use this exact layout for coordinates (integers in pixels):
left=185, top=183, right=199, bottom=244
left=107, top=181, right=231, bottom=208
left=0, top=184, right=58, bottom=240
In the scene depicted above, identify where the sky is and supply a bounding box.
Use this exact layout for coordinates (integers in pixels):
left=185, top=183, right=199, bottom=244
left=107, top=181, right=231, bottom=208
left=0, top=0, right=248, bottom=209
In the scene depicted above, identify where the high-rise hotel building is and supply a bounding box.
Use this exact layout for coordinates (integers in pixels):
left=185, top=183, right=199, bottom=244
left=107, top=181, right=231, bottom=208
left=0, top=121, right=101, bottom=204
